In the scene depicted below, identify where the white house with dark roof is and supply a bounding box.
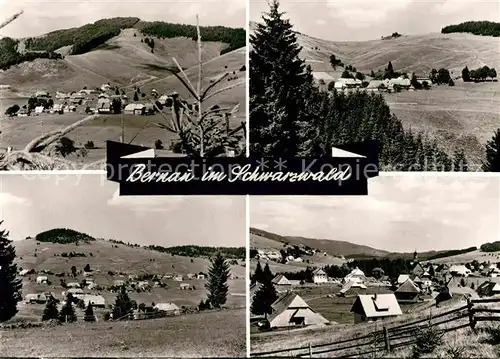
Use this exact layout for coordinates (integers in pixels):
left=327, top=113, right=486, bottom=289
left=343, top=267, right=366, bottom=284
left=350, top=293, right=402, bottom=323
left=268, top=292, right=329, bottom=328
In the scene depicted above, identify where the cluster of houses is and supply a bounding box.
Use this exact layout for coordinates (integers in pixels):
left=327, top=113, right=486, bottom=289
left=7, top=84, right=178, bottom=117
left=253, top=253, right=500, bottom=330
left=331, top=76, right=432, bottom=93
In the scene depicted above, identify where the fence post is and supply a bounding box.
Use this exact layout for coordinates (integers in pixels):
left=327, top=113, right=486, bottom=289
left=309, top=342, right=312, bottom=358
left=383, top=326, right=391, bottom=352
left=467, top=297, right=476, bottom=330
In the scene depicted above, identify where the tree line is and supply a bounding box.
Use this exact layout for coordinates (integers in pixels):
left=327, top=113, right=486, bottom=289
left=441, top=21, right=500, bottom=37
left=462, top=65, right=497, bottom=82
left=139, top=22, right=246, bottom=55
left=480, top=242, right=500, bottom=253
left=147, top=245, right=245, bottom=260
left=24, top=17, right=140, bottom=53
left=250, top=0, right=500, bottom=171
left=0, top=37, right=62, bottom=70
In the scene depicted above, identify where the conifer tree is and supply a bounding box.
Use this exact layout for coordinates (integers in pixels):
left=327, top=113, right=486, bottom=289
left=483, top=129, right=500, bottom=172
left=84, top=302, right=96, bottom=322
left=249, top=0, right=316, bottom=156
left=42, top=296, right=59, bottom=321
left=262, top=263, right=274, bottom=284
left=112, top=285, right=133, bottom=320
left=206, top=252, right=230, bottom=309
left=453, top=149, right=468, bottom=172
left=251, top=280, right=278, bottom=318
left=0, top=222, right=22, bottom=322
left=251, top=261, right=264, bottom=285
left=59, top=294, right=77, bottom=323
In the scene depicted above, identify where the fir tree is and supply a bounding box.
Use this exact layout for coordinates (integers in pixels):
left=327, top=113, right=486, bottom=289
left=0, top=222, right=22, bottom=322
left=133, top=92, right=139, bottom=102
left=84, top=302, right=96, bottom=322
left=112, top=285, right=133, bottom=320
left=262, top=263, right=274, bottom=284
left=251, top=261, right=264, bottom=285
left=42, top=296, right=59, bottom=321
left=59, top=294, right=77, bottom=323
left=462, top=66, right=471, bottom=82
left=453, top=149, right=468, bottom=171
left=249, top=0, right=317, bottom=156
left=205, top=252, right=230, bottom=309
left=483, top=129, right=500, bottom=171
left=251, top=280, right=278, bottom=318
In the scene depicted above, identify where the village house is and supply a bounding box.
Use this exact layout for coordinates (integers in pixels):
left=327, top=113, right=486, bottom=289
left=334, top=78, right=363, bottom=91
left=19, top=269, right=30, bottom=276
left=113, top=279, right=126, bottom=286
left=196, top=274, right=205, bottom=280
left=155, top=302, right=181, bottom=316
left=17, top=108, right=30, bottom=117
left=97, top=98, right=112, bottom=114
left=313, top=268, right=328, bottom=284
left=137, top=281, right=149, bottom=290
left=477, top=280, right=500, bottom=297
left=412, top=262, right=426, bottom=277
left=395, top=279, right=421, bottom=302
left=67, top=282, right=80, bottom=288
left=272, top=274, right=292, bottom=292
left=51, top=103, right=64, bottom=114
left=34, top=106, right=44, bottom=115
left=36, top=276, right=48, bottom=284
left=81, top=294, right=106, bottom=308
left=350, top=293, right=402, bottom=324
left=267, top=292, right=329, bottom=328
left=173, top=275, right=183, bottom=282
left=100, top=84, right=111, bottom=92
left=158, top=94, right=173, bottom=107
left=35, top=90, right=50, bottom=99
left=124, top=103, right=145, bottom=115
left=25, top=293, right=47, bottom=304
left=339, top=280, right=367, bottom=296
left=397, top=274, right=410, bottom=285
left=343, top=267, right=366, bottom=284
left=187, top=273, right=196, bottom=280
left=449, top=265, right=471, bottom=277
left=180, top=283, right=191, bottom=290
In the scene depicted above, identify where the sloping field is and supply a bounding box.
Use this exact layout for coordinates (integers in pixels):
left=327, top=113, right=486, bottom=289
left=0, top=308, right=245, bottom=357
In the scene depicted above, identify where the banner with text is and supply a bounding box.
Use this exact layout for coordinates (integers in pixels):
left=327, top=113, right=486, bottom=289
left=106, top=140, right=380, bottom=195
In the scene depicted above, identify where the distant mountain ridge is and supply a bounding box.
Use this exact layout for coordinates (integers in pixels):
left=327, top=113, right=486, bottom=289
left=250, top=227, right=478, bottom=260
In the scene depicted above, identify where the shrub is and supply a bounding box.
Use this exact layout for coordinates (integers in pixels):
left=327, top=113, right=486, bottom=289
left=154, top=139, right=164, bottom=149
left=412, top=324, right=443, bottom=358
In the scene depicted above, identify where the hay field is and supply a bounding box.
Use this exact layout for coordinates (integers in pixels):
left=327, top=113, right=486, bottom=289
left=0, top=308, right=246, bottom=357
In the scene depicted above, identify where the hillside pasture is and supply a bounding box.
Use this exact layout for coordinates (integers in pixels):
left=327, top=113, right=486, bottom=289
left=385, top=81, right=500, bottom=168
left=0, top=308, right=245, bottom=357
left=424, top=249, right=500, bottom=265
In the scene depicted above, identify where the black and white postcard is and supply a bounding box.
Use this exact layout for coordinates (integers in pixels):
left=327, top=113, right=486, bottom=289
left=249, top=175, right=500, bottom=357
left=0, top=173, right=246, bottom=357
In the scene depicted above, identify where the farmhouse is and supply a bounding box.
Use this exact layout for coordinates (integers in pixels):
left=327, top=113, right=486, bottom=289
left=272, top=274, right=291, bottom=286
left=344, top=267, right=366, bottom=284
left=174, top=275, right=183, bottom=282
left=34, top=106, right=44, bottom=114
left=81, top=294, right=106, bottom=308
left=36, top=276, right=48, bottom=284
left=477, top=281, right=500, bottom=297
left=35, top=91, right=50, bottom=99
left=113, top=279, right=126, bottom=286
left=66, top=288, right=84, bottom=297
left=395, top=279, right=421, bottom=302
left=197, top=274, right=205, bottom=280
left=51, top=103, right=64, bottom=114
left=158, top=95, right=173, bottom=106
left=19, top=269, right=30, bottom=276
left=180, top=283, right=191, bottom=290
left=187, top=273, right=196, bottom=279
left=397, top=274, right=410, bottom=285
left=340, top=280, right=367, bottom=296
left=268, top=292, right=329, bottom=328
left=67, top=282, right=81, bottom=288
left=449, top=265, right=471, bottom=277
left=25, top=293, right=47, bottom=304
left=350, top=293, right=402, bottom=324
left=412, top=262, right=426, bottom=276
left=124, top=103, right=145, bottom=115
left=97, top=98, right=112, bottom=114
left=313, top=268, right=328, bottom=284
left=334, top=78, right=362, bottom=90
left=155, top=302, right=181, bottom=315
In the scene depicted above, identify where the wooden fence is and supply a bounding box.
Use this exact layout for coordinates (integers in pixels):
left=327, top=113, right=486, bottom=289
left=251, top=297, right=500, bottom=358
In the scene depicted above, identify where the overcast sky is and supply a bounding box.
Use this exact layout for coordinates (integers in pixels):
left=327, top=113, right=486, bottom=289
left=250, top=0, right=500, bottom=41
left=0, top=0, right=245, bottom=38
left=251, top=176, right=500, bottom=252
left=0, top=174, right=245, bottom=247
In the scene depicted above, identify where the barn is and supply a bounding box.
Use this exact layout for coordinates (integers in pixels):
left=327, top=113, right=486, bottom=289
left=268, top=292, right=329, bottom=328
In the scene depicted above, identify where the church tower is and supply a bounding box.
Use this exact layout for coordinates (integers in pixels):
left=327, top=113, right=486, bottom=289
left=413, top=250, right=418, bottom=262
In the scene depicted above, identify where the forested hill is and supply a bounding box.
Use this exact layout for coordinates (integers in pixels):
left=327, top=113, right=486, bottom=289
left=34, top=228, right=96, bottom=244
left=0, top=17, right=245, bottom=70
left=147, top=245, right=245, bottom=260
left=442, top=21, right=500, bottom=37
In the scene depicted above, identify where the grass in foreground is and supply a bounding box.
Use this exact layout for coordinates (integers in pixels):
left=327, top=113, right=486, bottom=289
left=1, top=308, right=245, bottom=357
